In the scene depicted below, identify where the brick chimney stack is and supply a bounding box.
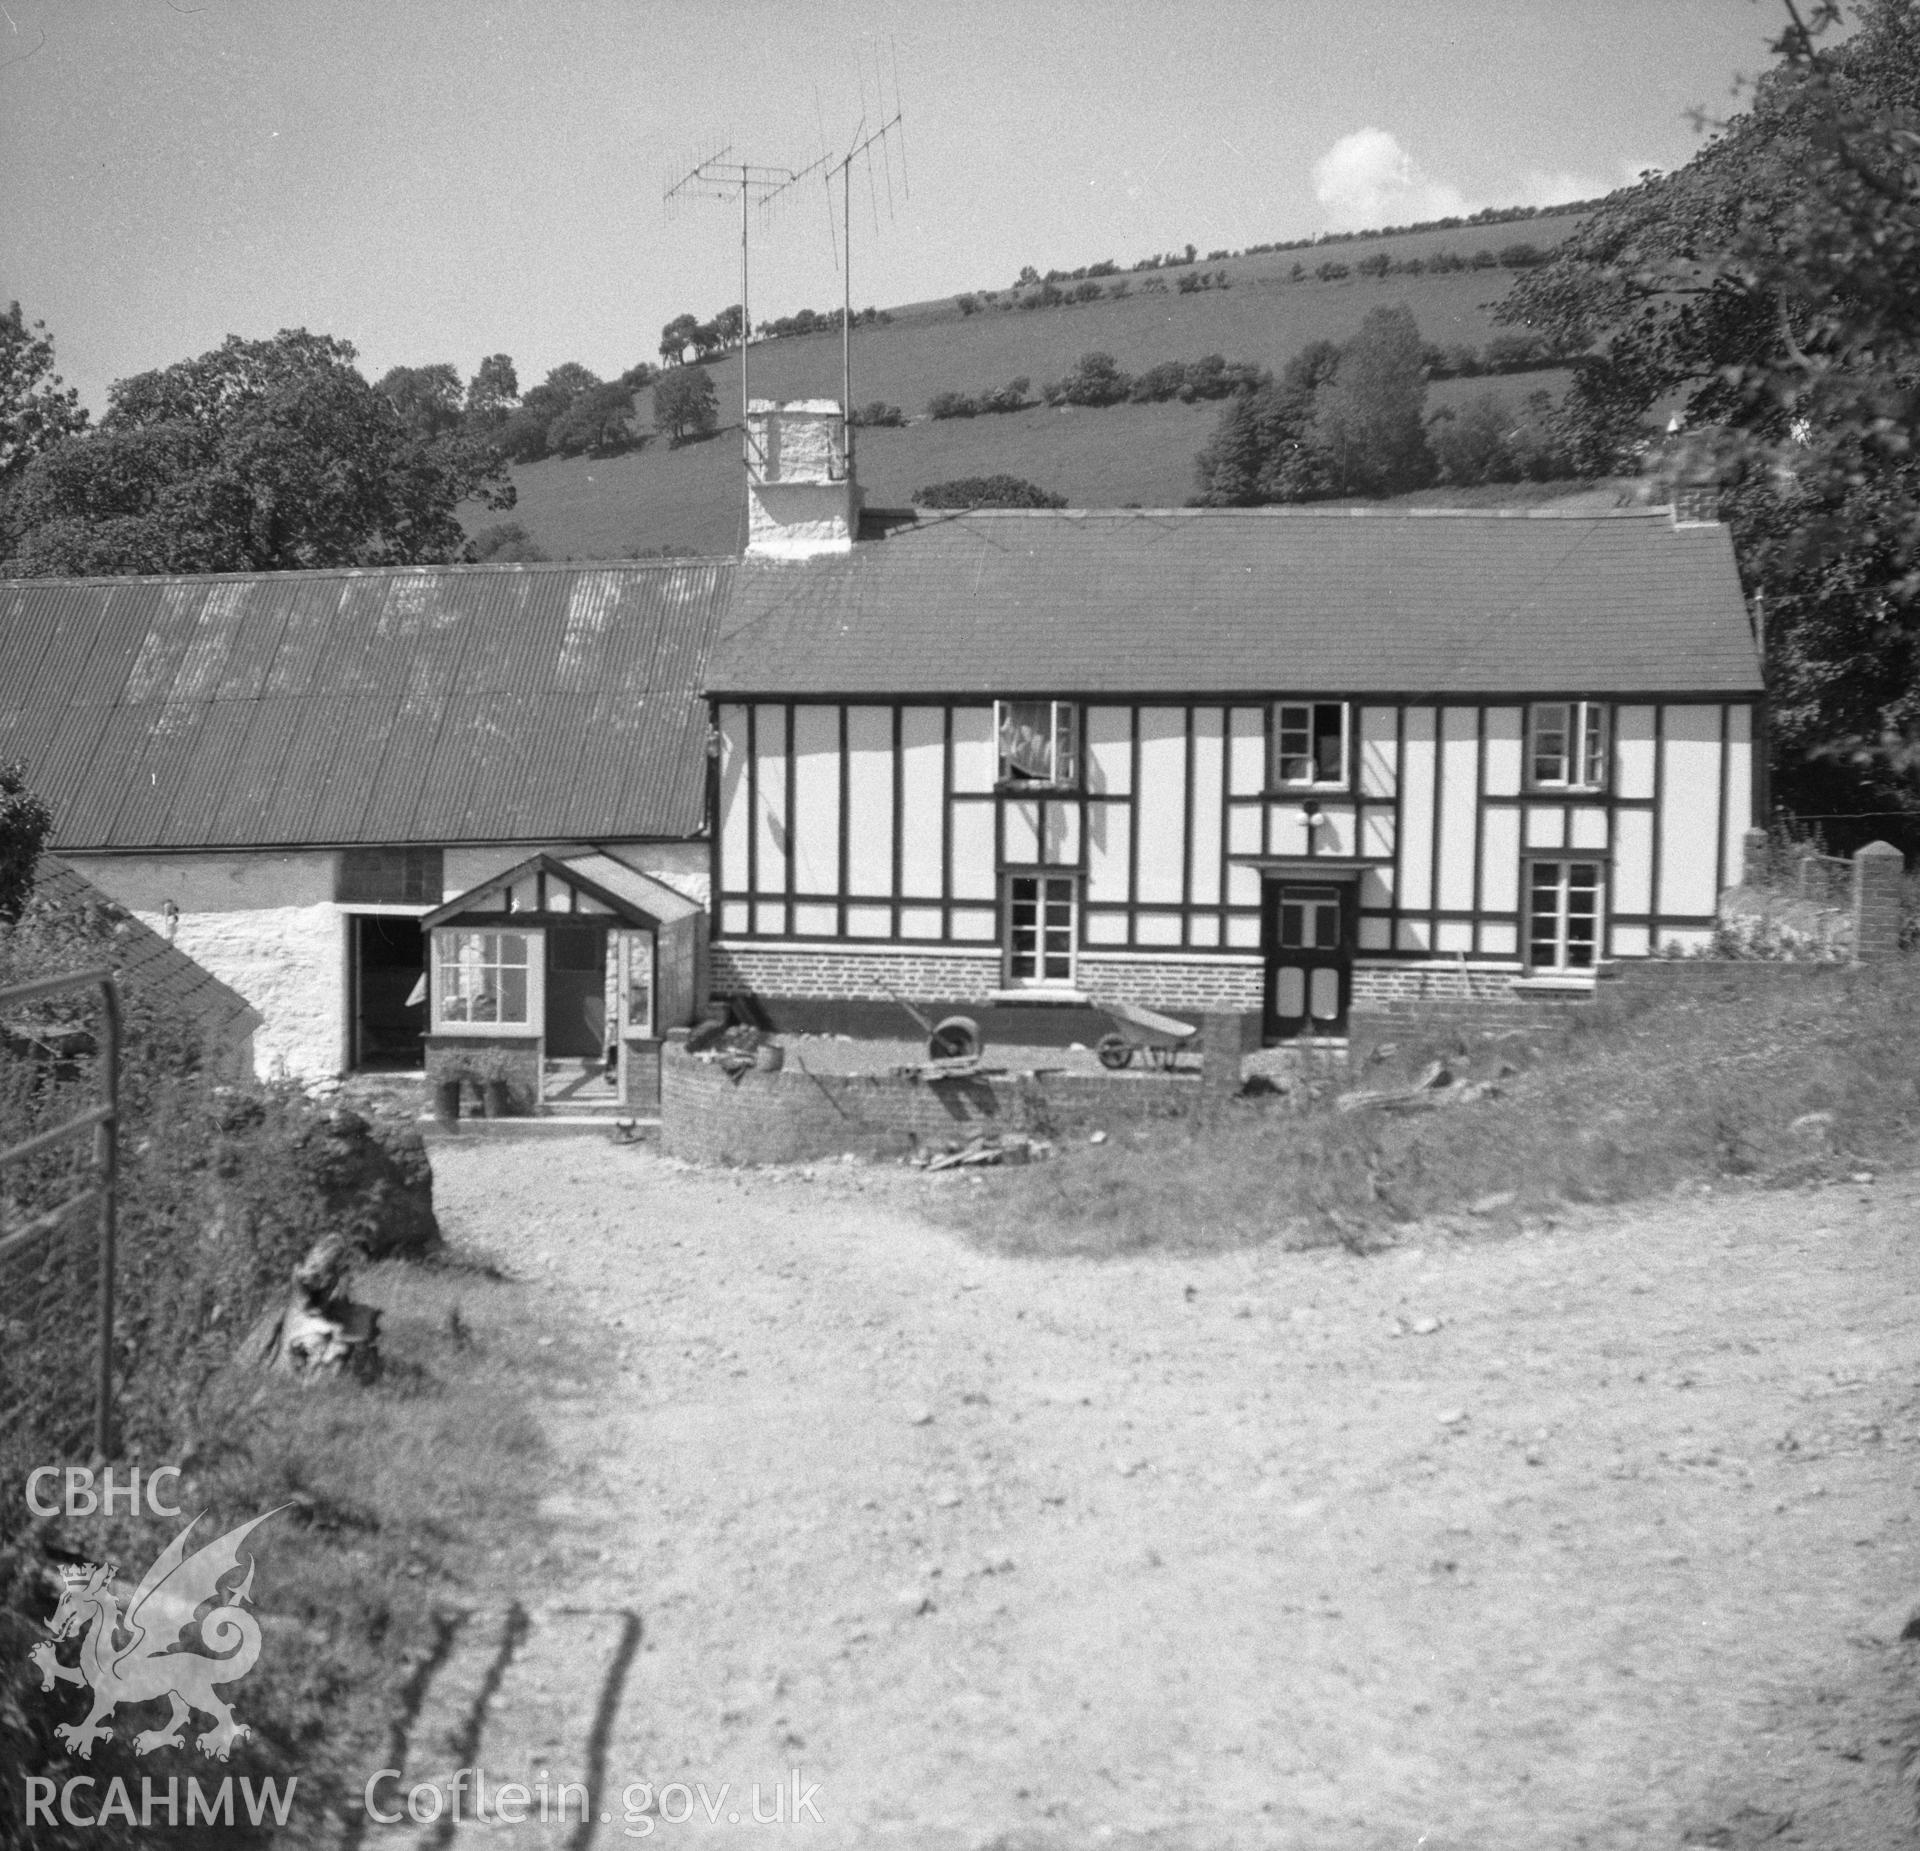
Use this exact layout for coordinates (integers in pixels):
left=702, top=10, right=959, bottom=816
left=744, top=400, right=862, bottom=559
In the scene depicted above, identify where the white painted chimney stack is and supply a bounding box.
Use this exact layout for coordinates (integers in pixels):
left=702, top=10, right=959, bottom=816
left=744, top=399, right=862, bottom=559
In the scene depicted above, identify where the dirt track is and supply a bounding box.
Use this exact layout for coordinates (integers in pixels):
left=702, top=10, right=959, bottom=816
left=420, top=1143, right=1920, bottom=1851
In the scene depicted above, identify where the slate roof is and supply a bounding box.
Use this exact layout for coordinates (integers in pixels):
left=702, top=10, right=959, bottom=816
left=709, top=508, right=1764, bottom=698
left=19, top=855, right=262, bottom=1052
left=0, top=561, right=732, bottom=851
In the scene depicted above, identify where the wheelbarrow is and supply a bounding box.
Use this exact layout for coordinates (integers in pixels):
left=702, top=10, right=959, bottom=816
left=1096, top=998, right=1197, bottom=1070
left=883, top=984, right=984, bottom=1061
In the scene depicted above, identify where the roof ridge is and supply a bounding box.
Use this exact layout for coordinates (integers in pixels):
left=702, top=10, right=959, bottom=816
left=915, top=505, right=1661, bottom=522
left=0, top=557, right=737, bottom=588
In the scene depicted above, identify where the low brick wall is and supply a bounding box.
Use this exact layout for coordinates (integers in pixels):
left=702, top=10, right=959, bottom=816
left=1351, top=961, right=1527, bottom=1004
left=661, top=1042, right=1203, bottom=1166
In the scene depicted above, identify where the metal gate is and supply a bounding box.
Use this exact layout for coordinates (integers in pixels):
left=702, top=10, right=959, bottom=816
left=0, top=968, right=120, bottom=1459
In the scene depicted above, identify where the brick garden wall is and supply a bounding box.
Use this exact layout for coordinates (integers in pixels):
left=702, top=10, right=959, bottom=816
left=661, top=1042, right=1203, bottom=1166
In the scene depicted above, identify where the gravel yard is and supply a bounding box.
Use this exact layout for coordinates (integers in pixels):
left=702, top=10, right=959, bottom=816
left=421, top=1141, right=1920, bottom=1850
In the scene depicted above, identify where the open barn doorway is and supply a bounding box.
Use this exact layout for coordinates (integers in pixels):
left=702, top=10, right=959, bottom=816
left=351, top=915, right=426, bottom=1070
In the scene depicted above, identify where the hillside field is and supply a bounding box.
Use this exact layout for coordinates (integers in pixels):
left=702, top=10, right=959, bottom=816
left=467, top=211, right=1589, bottom=561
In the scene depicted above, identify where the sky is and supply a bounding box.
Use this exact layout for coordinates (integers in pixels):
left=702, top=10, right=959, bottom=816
left=0, top=0, right=1795, bottom=415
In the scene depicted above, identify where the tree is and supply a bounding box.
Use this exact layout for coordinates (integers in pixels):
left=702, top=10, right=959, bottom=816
left=0, top=302, right=88, bottom=492
left=374, top=363, right=465, bottom=441
left=465, top=353, right=519, bottom=427
left=659, top=315, right=702, bottom=367
left=1499, top=0, right=1920, bottom=823
left=4, top=329, right=512, bottom=576
left=0, top=762, right=52, bottom=924
left=1045, top=352, right=1132, bottom=407
left=1314, top=304, right=1435, bottom=495
left=912, top=475, right=1066, bottom=510
left=468, top=520, right=548, bottom=562
left=653, top=366, right=718, bottom=446
left=1192, top=340, right=1340, bottom=506
left=547, top=380, right=639, bottom=457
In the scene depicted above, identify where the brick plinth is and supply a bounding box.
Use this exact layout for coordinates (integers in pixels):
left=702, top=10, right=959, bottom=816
left=1852, top=841, right=1904, bottom=962
left=424, top=1036, right=541, bottom=1115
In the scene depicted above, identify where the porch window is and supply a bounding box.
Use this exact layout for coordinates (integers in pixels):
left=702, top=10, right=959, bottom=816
left=1528, top=701, right=1608, bottom=790
left=1526, top=860, right=1604, bottom=971
left=1005, top=874, right=1077, bottom=987
left=433, top=930, right=534, bottom=1027
left=1273, top=702, right=1349, bottom=789
left=996, top=700, right=1078, bottom=788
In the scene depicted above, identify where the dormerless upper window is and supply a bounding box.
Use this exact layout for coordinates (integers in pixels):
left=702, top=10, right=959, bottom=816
left=996, top=700, right=1078, bottom=787
left=1529, top=701, right=1608, bottom=790
left=1273, top=702, right=1349, bottom=789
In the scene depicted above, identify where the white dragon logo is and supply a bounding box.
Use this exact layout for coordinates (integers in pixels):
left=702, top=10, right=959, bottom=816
left=29, top=1507, right=285, bottom=1760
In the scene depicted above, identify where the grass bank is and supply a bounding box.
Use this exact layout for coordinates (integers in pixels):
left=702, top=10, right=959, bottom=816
left=938, top=963, right=1920, bottom=1259
left=1, top=1250, right=565, bottom=1850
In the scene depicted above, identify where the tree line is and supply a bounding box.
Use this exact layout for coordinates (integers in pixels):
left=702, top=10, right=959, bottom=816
left=1191, top=305, right=1574, bottom=502
left=0, top=318, right=725, bottom=575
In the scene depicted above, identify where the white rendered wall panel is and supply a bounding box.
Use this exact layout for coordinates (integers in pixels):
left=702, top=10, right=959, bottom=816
left=753, top=703, right=788, bottom=894
left=1658, top=706, right=1723, bottom=917
left=1614, top=806, right=1654, bottom=915
left=1228, top=707, right=1265, bottom=795
left=951, top=706, right=996, bottom=794
left=1616, top=706, right=1657, bottom=800
left=1723, top=705, right=1754, bottom=884
left=950, top=801, right=997, bottom=901
left=1359, top=707, right=1398, bottom=797
left=1398, top=708, right=1437, bottom=911
left=1267, top=804, right=1310, bottom=858
left=1087, top=803, right=1132, bottom=904
left=1482, top=707, right=1522, bottom=797
left=1045, top=802, right=1082, bottom=867
left=1189, top=709, right=1224, bottom=905
left=718, top=703, right=750, bottom=892
left=1480, top=805, right=1520, bottom=913
left=1315, top=802, right=1355, bottom=858
left=1005, top=799, right=1041, bottom=866
left=845, top=705, right=894, bottom=897
left=1525, top=806, right=1565, bottom=849
left=1087, top=707, right=1133, bottom=795
left=1569, top=806, right=1609, bottom=851
left=1436, top=707, right=1478, bottom=913
left=1134, top=708, right=1187, bottom=905
left=900, top=708, right=944, bottom=897
left=791, top=704, right=840, bottom=894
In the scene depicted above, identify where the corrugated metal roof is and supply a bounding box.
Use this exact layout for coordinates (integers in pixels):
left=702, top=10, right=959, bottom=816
left=709, top=507, right=1764, bottom=698
left=0, top=561, right=732, bottom=850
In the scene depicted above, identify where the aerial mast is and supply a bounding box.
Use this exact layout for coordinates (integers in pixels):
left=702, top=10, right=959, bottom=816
left=664, top=146, right=829, bottom=466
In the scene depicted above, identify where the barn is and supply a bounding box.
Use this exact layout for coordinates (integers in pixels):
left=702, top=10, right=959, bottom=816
left=0, top=561, right=730, bottom=1093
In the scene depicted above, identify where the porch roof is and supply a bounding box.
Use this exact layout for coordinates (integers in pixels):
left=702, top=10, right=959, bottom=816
left=423, top=847, right=702, bottom=930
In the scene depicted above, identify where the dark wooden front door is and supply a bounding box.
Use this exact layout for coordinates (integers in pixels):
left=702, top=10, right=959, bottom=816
left=544, top=925, right=607, bottom=1057
left=1263, top=881, right=1352, bottom=1040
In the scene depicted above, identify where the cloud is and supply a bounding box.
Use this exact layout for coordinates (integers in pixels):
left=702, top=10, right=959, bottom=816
left=1312, top=129, right=1469, bottom=232
left=1311, top=133, right=1648, bottom=235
